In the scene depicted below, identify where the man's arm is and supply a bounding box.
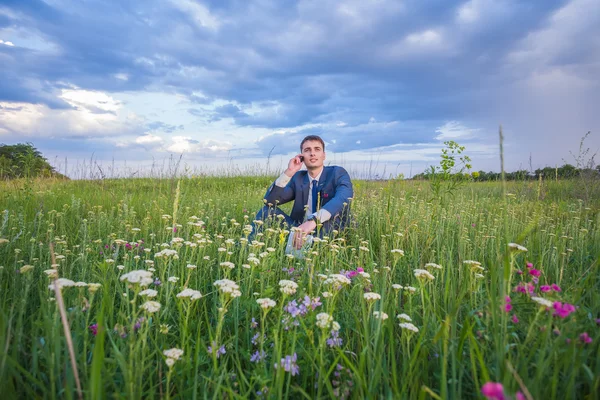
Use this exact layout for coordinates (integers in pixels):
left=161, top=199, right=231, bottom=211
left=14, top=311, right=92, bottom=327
left=263, top=172, right=296, bottom=206
left=319, top=167, right=353, bottom=220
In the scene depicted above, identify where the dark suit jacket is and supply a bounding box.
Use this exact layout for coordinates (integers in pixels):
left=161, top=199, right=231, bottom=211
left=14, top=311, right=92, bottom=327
left=264, top=166, right=354, bottom=226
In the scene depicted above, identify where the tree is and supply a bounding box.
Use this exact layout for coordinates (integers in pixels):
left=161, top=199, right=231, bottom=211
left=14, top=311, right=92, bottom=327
left=0, top=143, right=66, bottom=179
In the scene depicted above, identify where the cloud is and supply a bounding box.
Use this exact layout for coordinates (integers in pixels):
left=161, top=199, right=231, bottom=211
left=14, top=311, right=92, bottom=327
left=435, top=121, right=479, bottom=141
left=0, top=0, right=597, bottom=175
left=165, top=136, right=232, bottom=153
left=135, top=134, right=163, bottom=145
left=0, top=88, right=144, bottom=138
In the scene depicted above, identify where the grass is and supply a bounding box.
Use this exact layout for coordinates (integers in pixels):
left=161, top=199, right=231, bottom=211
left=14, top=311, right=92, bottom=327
left=0, top=175, right=598, bottom=399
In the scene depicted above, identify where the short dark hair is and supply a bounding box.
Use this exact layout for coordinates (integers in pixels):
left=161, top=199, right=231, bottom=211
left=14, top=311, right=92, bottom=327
left=300, top=135, right=325, bottom=152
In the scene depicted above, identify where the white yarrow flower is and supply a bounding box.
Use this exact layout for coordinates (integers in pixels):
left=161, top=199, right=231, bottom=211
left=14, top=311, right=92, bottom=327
left=141, top=301, right=161, bottom=313
left=363, top=292, right=381, bottom=301
left=279, top=280, right=299, bottom=295
left=177, top=288, right=203, bottom=300
left=120, top=270, right=153, bottom=286
left=256, top=298, right=276, bottom=310
left=316, top=312, right=334, bottom=329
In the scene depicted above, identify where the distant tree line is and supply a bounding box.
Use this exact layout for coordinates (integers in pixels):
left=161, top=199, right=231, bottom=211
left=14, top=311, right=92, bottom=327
left=411, top=164, right=600, bottom=181
left=0, top=143, right=66, bottom=179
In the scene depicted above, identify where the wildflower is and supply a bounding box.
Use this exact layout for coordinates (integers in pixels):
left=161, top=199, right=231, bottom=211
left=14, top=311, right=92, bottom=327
left=363, top=292, right=381, bottom=302
left=511, top=314, right=519, bottom=324
left=481, top=382, right=505, bottom=400
left=414, top=269, right=435, bottom=281
left=580, top=332, right=592, bottom=344
left=463, top=260, right=481, bottom=267
left=44, top=269, right=58, bottom=278
left=250, top=350, right=267, bottom=363
left=88, top=283, right=102, bottom=293
left=160, top=324, right=170, bottom=334
left=257, top=298, right=276, bottom=310
left=399, top=322, right=419, bottom=333
left=424, top=263, right=442, bottom=270
left=213, top=279, right=242, bottom=298
left=176, top=288, right=203, bottom=300
left=324, top=274, right=352, bottom=290
left=316, top=312, right=334, bottom=329
left=48, top=278, right=76, bottom=291
left=168, top=276, right=179, bottom=283
left=373, top=311, right=388, bottom=320
left=140, top=301, right=161, bottom=313
left=251, top=318, right=258, bottom=329
left=391, top=249, right=405, bottom=256
left=327, top=329, right=343, bottom=347
left=502, top=296, right=512, bottom=313
left=19, top=265, right=34, bottom=274
left=392, top=284, right=403, bottom=290
left=186, top=264, right=197, bottom=270
left=279, top=280, right=299, bottom=295
left=474, top=273, right=485, bottom=279
left=531, top=297, right=553, bottom=308
left=553, top=302, right=576, bottom=318
left=139, top=289, right=158, bottom=298
left=220, top=261, right=235, bottom=269
left=551, top=283, right=561, bottom=292
left=163, top=348, right=184, bottom=360
left=275, top=353, right=299, bottom=376
left=117, top=265, right=125, bottom=270
left=89, top=323, right=98, bottom=336
left=398, top=313, right=412, bottom=322
left=540, top=285, right=551, bottom=293
left=404, top=286, right=417, bottom=294
left=508, top=243, right=528, bottom=252
left=529, top=269, right=541, bottom=277
left=207, top=342, right=226, bottom=358
left=526, top=262, right=533, bottom=269
left=154, top=249, right=179, bottom=259
left=120, top=270, right=153, bottom=286
left=105, top=259, right=115, bottom=264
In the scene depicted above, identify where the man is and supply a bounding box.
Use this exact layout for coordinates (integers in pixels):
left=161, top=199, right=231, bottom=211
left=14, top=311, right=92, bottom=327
left=251, top=135, right=353, bottom=249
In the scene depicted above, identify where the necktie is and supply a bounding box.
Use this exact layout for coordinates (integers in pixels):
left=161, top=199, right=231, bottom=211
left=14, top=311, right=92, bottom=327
left=311, top=180, right=318, bottom=213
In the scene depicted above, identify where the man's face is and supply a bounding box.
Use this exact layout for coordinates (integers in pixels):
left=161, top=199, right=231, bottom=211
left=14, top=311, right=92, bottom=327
left=301, top=140, right=326, bottom=169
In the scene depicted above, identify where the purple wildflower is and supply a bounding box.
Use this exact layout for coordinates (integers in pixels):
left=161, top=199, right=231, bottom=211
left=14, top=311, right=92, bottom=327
left=89, top=323, right=98, bottom=336
left=327, top=330, right=343, bottom=348
left=275, top=353, right=299, bottom=376
left=250, top=350, right=267, bottom=363
left=207, top=342, right=226, bottom=358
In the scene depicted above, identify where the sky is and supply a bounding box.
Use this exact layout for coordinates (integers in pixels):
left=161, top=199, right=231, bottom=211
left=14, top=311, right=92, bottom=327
left=0, top=0, right=599, bottom=179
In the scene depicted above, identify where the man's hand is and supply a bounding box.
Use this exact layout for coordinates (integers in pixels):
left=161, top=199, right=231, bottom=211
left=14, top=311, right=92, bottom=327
left=293, top=220, right=317, bottom=249
left=284, top=154, right=304, bottom=177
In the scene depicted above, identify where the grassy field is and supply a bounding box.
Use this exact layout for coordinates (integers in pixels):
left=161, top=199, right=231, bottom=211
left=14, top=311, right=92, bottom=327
left=0, top=176, right=598, bottom=399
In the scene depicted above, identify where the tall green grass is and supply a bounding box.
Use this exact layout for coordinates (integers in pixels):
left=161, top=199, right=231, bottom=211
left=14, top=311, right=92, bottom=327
left=0, top=176, right=598, bottom=399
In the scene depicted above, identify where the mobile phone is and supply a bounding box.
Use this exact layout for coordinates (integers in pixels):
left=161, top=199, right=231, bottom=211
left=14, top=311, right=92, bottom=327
left=299, top=156, right=304, bottom=162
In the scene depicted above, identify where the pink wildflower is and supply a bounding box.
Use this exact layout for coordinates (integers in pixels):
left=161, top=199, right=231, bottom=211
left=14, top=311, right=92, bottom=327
left=580, top=332, right=592, bottom=344
left=516, top=392, right=526, bottom=400
left=511, top=314, right=519, bottom=324
left=529, top=269, right=541, bottom=277
left=553, top=302, right=576, bottom=319
left=551, top=283, right=561, bottom=292
left=526, top=262, right=533, bottom=269
left=481, top=382, right=505, bottom=400
left=540, top=285, right=551, bottom=293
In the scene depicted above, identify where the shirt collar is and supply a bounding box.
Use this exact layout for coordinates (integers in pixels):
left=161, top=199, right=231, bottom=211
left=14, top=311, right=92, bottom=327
left=308, top=169, right=323, bottom=183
